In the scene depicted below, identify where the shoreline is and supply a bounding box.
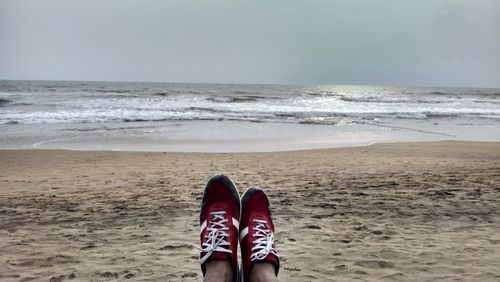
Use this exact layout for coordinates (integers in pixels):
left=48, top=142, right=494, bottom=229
left=2, top=118, right=500, bottom=153
left=0, top=139, right=499, bottom=154
left=0, top=139, right=500, bottom=155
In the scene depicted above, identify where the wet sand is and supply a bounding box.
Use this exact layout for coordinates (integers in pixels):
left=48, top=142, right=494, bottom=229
left=1, top=141, right=499, bottom=281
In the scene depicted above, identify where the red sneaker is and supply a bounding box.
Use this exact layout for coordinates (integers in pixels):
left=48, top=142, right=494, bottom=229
left=239, top=187, right=279, bottom=281
left=199, top=175, right=240, bottom=280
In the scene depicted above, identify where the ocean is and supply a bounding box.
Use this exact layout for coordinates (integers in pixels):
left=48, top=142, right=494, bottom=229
left=1, top=80, right=499, bottom=152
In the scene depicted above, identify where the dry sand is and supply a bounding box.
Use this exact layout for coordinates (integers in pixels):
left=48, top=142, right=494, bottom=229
left=1, top=141, right=499, bottom=281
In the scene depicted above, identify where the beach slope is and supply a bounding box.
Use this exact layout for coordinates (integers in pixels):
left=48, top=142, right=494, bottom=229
left=1, top=141, right=499, bottom=281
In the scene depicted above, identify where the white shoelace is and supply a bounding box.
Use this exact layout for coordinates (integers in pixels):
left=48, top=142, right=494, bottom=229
left=251, top=219, right=278, bottom=261
left=200, top=211, right=232, bottom=265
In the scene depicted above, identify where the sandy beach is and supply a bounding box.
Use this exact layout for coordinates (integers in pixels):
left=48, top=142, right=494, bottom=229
left=1, top=141, right=499, bottom=281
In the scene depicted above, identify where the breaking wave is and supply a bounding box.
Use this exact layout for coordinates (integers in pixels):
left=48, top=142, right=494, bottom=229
left=0, top=81, right=499, bottom=125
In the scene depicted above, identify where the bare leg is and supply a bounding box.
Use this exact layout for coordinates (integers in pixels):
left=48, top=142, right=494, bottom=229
left=203, top=260, right=233, bottom=282
left=250, top=262, right=279, bottom=282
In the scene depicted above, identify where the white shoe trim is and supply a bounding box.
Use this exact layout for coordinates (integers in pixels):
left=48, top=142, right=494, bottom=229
left=240, top=226, right=249, bottom=241
left=200, top=219, right=207, bottom=234
left=232, top=217, right=239, bottom=230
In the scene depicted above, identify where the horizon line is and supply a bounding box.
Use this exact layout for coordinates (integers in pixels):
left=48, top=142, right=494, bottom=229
left=0, top=78, right=499, bottom=90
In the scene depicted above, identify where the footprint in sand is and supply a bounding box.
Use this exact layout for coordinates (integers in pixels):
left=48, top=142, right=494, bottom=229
left=181, top=272, right=198, bottom=278
left=354, top=260, right=395, bottom=269
left=50, top=273, right=76, bottom=282
left=158, top=244, right=192, bottom=250
left=378, top=272, right=406, bottom=280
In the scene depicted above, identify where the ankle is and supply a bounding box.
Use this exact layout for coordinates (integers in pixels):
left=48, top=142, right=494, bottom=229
left=204, top=260, right=233, bottom=282
left=249, top=262, right=278, bottom=282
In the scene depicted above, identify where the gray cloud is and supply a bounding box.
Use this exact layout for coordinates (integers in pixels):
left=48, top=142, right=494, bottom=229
left=1, top=0, right=499, bottom=87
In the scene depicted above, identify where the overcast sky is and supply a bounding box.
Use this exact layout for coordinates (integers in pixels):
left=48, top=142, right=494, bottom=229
left=1, top=0, right=499, bottom=87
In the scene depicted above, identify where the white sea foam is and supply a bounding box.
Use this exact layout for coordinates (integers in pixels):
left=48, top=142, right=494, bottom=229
left=0, top=81, right=499, bottom=152
left=0, top=81, right=499, bottom=125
